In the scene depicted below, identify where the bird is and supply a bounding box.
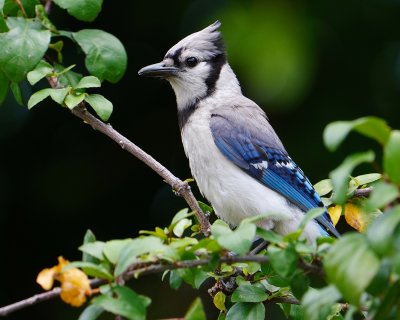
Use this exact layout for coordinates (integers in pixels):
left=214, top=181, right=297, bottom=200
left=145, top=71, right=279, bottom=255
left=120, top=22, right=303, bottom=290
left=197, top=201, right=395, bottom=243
left=138, top=21, right=340, bottom=242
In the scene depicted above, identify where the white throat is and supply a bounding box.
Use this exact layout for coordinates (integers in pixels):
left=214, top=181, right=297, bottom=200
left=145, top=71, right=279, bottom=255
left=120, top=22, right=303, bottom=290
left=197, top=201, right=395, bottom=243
left=168, top=63, right=242, bottom=110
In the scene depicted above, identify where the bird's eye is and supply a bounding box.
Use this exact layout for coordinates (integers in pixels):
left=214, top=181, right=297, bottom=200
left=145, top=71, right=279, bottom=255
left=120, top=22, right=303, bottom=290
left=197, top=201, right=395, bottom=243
left=185, top=57, right=198, bottom=68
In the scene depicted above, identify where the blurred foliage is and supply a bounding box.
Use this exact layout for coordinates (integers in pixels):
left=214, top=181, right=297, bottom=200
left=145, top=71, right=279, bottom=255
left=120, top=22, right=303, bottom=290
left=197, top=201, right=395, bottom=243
left=219, top=1, right=316, bottom=110
left=2, top=0, right=400, bottom=320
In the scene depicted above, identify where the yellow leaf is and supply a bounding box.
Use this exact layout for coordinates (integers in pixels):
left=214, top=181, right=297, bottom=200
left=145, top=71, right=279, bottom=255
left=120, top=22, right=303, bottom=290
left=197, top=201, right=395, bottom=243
left=36, top=256, right=92, bottom=307
left=328, top=205, right=342, bottom=226
left=60, top=268, right=91, bottom=307
left=36, top=256, right=69, bottom=290
left=36, top=267, right=56, bottom=290
left=213, top=291, right=227, bottom=312
left=344, top=203, right=366, bottom=232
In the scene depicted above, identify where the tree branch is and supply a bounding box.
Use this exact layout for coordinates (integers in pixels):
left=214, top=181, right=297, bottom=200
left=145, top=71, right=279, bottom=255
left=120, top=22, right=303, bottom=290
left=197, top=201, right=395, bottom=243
left=0, top=288, right=61, bottom=317
left=1, top=253, right=321, bottom=316
left=352, top=187, right=373, bottom=198
left=70, top=105, right=211, bottom=236
left=0, top=279, right=105, bottom=317
left=46, top=74, right=211, bottom=235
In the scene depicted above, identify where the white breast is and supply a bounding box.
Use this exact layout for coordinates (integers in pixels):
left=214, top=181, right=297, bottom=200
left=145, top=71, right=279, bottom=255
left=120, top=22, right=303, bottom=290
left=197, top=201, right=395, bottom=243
left=181, top=104, right=322, bottom=242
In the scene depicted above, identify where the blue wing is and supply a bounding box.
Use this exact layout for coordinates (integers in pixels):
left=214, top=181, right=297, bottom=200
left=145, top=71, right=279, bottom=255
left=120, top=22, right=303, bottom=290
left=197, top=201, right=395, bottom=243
left=210, top=112, right=339, bottom=237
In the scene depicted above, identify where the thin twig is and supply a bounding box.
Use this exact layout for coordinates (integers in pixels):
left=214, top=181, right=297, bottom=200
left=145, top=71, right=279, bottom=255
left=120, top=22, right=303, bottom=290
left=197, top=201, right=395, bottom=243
left=0, top=288, right=61, bottom=317
left=0, top=279, right=104, bottom=317
left=44, top=0, right=52, bottom=14
left=123, top=254, right=320, bottom=279
left=352, top=187, right=373, bottom=198
left=265, top=296, right=300, bottom=305
left=14, top=0, right=27, bottom=17
left=70, top=105, right=211, bottom=236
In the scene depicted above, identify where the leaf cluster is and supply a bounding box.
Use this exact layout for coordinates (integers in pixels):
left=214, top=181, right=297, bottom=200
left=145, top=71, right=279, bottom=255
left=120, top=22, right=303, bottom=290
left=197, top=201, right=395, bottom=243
left=0, top=0, right=127, bottom=120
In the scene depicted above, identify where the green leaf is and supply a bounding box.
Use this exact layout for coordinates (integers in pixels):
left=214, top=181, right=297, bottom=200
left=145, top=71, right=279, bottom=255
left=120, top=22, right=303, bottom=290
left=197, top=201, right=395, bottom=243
left=365, top=181, right=399, bottom=211
left=0, top=0, right=4, bottom=10
left=0, top=12, right=8, bottom=33
left=115, top=237, right=165, bottom=276
left=75, top=75, right=101, bottom=89
left=84, top=94, right=113, bottom=121
left=27, top=88, right=51, bottom=109
left=266, top=273, right=291, bottom=287
left=256, top=227, right=284, bottom=244
left=323, top=117, right=391, bottom=151
left=10, top=81, right=22, bottom=105
left=367, top=206, right=400, bottom=256
left=366, top=260, right=391, bottom=295
left=73, top=29, right=127, bottom=83
left=179, top=268, right=209, bottom=289
left=314, top=179, right=333, bottom=197
left=78, top=304, right=104, bottom=320
left=79, top=241, right=105, bottom=261
left=3, top=0, right=40, bottom=16
left=170, top=237, right=197, bottom=249
left=0, top=70, right=9, bottom=104
left=65, top=92, right=85, bottom=109
left=299, top=207, right=325, bottom=232
left=371, top=280, right=400, bottom=320
left=302, top=286, right=341, bottom=320
left=170, top=208, right=190, bottom=226
left=28, top=87, right=69, bottom=109
left=286, top=304, right=305, bottom=320
left=53, top=0, right=103, bottom=22
left=268, top=244, right=298, bottom=278
left=211, top=220, right=256, bottom=255
left=384, top=130, right=400, bottom=185
left=103, top=239, right=132, bottom=264
left=352, top=173, right=382, bottom=186
left=66, top=261, right=113, bottom=280
left=50, top=87, right=69, bottom=104
left=0, top=17, right=50, bottom=82
left=290, top=271, right=310, bottom=299
left=82, top=229, right=97, bottom=263
left=173, top=218, right=192, bottom=237
left=184, top=298, right=207, bottom=320
left=231, top=284, right=268, bottom=303
left=213, top=291, right=227, bottom=312
left=3, top=0, right=39, bottom=16
left=169, top=270, right=183, bottom=290
left=198, top=201, right=213, bottom=214
left=27, top=60, right=53, bottom=85
left=35, top=4, right=58, bottom=33
left=324, top=233, right=380, bottom=305
left=92, top=286, right=149, bottom=320
left=55, top=64, right=82, bottom=87
left=83, top=230, right=96, bottom=245
left=329, top=151, right=375, bottom=204
left=226, top=302, right=265, bottom=320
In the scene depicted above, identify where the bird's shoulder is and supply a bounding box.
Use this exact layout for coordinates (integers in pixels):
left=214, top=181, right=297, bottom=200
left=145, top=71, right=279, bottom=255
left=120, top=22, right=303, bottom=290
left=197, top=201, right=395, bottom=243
left=208, top=98, right=285, bottom=152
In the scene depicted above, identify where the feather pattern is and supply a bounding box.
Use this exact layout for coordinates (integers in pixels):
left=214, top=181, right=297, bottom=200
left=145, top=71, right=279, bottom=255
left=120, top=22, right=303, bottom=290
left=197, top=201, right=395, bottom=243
left=210, top=109, right=339, bottom=237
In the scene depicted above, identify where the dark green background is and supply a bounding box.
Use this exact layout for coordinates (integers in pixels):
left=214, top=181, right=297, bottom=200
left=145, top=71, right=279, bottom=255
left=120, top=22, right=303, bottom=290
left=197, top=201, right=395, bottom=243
left=1, top=0, right=400, bottom=319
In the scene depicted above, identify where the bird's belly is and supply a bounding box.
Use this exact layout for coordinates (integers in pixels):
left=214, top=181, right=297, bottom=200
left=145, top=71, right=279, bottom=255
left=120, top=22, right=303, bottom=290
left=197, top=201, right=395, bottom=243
left=182, top=120, right=298, bottom=229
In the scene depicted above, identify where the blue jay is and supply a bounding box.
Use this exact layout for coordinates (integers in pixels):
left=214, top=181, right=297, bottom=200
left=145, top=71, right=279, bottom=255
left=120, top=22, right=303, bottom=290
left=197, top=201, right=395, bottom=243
left=138, top=21, right=339, bottom=242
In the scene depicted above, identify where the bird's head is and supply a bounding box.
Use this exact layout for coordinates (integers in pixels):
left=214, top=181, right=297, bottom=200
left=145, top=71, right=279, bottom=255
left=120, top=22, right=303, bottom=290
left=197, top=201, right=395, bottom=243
left=138, top=21, right=230, bottom=108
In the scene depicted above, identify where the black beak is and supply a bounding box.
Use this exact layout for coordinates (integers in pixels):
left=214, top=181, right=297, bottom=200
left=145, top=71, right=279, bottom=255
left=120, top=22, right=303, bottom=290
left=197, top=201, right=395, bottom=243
left=138, top=62, right=179, bottom=77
